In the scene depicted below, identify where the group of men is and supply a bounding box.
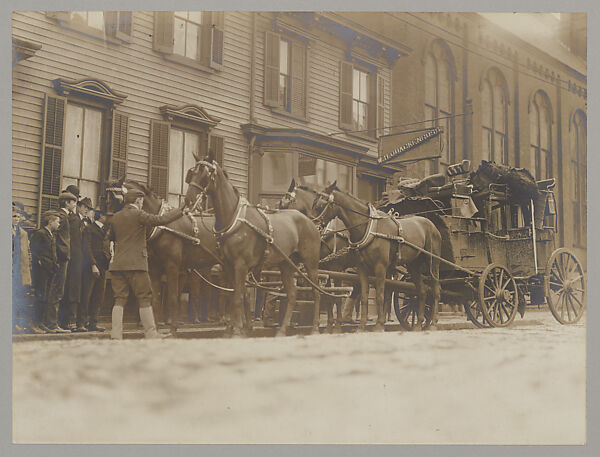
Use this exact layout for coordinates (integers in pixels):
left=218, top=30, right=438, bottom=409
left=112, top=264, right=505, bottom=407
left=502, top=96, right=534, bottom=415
left=13, top=185, right=111, bottom=335
left=13, top=185, right=187, bottom=340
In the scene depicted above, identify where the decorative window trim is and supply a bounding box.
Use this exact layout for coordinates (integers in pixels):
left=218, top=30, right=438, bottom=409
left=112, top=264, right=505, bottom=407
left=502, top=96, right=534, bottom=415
left=159, top=104, right=221, bottom=130
left=53, top=78, right=127, bottom=107
left=12, top=38, right=42, bottom=65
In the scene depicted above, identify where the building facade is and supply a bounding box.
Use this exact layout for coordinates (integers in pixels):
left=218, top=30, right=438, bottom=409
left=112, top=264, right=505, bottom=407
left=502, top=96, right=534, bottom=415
left=12, top=11, right=586, bottom=263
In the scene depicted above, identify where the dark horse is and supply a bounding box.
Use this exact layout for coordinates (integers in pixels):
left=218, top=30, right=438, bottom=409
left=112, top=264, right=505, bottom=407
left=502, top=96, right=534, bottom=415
left=313, top=181, right=442, bottom=331
left=278, top=179, right=362, bottom=329
left=106, top=178, right=226, bottom=335
left=183, top=151, right=322, bottom=336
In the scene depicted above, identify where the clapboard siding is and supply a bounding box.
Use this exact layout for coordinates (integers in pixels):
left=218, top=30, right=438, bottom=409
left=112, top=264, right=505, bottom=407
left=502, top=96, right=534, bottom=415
left=13, top=10, right=253, bottom=211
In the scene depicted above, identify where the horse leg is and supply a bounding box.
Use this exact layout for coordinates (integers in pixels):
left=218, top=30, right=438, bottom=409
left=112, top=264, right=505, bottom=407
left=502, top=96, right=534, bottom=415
left=374, top=263, right=387, bottom=332
left=357, top=268, right=369, bottom=331
left=430, top=259, right=441, bottom=327
left=307, top=264, right=321, bottom=335
left=165, top=263, right=180, bottom=335
left=408, top=265, right=424, bottom=331
left=230, top=262, right=248, bottom=337
left=277, top=263, right=296, bottom=337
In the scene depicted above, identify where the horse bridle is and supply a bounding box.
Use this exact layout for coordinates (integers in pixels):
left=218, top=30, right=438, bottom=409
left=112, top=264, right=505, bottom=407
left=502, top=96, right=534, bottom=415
left=185, top=160, right=217, bottom=212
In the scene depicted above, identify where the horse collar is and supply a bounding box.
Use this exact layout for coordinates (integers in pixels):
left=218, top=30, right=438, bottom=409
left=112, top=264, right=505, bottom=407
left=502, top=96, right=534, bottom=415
left=147, top=199, right=170, bottom=241
left=214, top=196, right=248, bottom=237
left=348, top=203, right=379, bottom=251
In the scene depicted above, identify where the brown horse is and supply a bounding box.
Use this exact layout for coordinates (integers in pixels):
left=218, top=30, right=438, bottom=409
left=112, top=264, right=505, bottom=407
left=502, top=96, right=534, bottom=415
left=312, top=181, right=442, bottom=331
left=183, top=152, right=322, bottom=336
left=279, top=179, right=364, bottom=329
left=106, top=178, right=227, bottom=334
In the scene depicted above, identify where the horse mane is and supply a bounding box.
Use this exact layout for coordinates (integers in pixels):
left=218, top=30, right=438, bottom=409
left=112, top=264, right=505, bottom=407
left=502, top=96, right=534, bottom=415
left=331, top=185, right=369, bottom=208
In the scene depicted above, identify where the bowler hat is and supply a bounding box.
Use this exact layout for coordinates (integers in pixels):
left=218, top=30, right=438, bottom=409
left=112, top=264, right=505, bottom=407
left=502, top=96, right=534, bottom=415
left=12, top=201, right=28, bottom=217
left=58, top=191, right=77, bottom=202
left=65, top=185, right=80, bottom=198
left=78, top=197, right=93, bottom=209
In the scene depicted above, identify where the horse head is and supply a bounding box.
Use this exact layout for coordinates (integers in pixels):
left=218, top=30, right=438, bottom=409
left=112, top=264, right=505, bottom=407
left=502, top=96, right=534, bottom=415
left=184, top=148, right=219, bottom=209
left=278, top=178, right=297, bottom=210
left=312, top=180, right=340, bottom=228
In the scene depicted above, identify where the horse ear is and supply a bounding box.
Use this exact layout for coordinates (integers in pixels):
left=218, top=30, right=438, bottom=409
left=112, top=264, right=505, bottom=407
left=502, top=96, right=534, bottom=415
left=207, top=147, right=215, bottom=163
left=192, top=150, right=200, bottom=162
left=288, top=178, right=296, bottom=192
left=325, top=180, right=337, bottom=193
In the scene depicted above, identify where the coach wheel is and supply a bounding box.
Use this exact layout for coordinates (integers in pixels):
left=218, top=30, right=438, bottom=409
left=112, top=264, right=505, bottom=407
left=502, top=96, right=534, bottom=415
left=478, top=264, right=518, bottom=327
left=393, top=292, right=433, bottom=331
left=545, top=248, right=586, bottom=325
left=464, top=299, right=491, bottom=328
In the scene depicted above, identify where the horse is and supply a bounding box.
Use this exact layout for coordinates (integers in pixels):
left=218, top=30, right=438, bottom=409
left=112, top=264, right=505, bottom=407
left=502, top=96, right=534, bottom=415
left=278, top=179, right=364, bottom=329
left=105, top=178, right=227, bottom=335
left=312, top=181, right=442, bottom=331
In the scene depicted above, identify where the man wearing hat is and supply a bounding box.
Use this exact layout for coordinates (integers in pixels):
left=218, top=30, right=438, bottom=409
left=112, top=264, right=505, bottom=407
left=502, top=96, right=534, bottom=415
left=44, top=191, right=77, bottom=333
left=107, top=188, right=185, bottom=339
left=80, top=206, right=111, bottom=332
left=12, top=201, right=34, bottom=333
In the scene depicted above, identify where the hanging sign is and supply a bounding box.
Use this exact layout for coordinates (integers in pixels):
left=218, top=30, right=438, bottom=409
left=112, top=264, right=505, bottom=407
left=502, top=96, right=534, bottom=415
left=378, top=127, right=443, bottom=164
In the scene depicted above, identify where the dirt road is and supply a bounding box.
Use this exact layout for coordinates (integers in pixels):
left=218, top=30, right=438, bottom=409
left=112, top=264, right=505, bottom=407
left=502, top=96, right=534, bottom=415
left=12, top=309, right=585, bottom=444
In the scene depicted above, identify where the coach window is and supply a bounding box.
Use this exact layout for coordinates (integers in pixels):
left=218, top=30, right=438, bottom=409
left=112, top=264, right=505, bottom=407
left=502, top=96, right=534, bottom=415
left=481, top=68, right=508, bottom=165
left=529, top=90, right=553, bottom=180
left=37, top=79, right=129, bottom=223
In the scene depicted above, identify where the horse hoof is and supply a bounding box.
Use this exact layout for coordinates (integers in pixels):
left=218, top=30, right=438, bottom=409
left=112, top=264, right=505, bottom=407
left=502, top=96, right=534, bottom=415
left=275, top=329, right=287, bottom=337
left=373, top=323, right=385, bottom=332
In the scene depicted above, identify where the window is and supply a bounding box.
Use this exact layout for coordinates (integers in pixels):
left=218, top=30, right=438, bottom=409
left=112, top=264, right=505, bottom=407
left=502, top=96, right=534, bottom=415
left=571, top=110, right=586, bottom=245
left=480, top=68, right=508, bottom=165
left=340, top=61, right=384, bottom=140
left=62, top=104, right=103, bottom=206
left=297, top=154, right=353, bottom=193
left=154, top=11, right=224, bottom=71
left=37, top=79, right=129, bottom=223
left=423, top=40, right=455, bottom=175
left=358, top=174, right=385, bottom=203
left=529, top=91, right=552, bottom=180
left=149, top=105, right=222, bottom=202
left=264, top=31, right=307, bottom=119
left=47, top=11, right=132, bottom=43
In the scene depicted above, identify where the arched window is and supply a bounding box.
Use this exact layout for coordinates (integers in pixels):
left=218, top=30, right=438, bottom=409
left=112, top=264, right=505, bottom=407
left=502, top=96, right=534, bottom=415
left=571, top=110, right=586, bottom=245
left=480, top=68, right=508, bottom=164
left=423, top=40, right=454, bottom=175
left=529, top=91, right=553, bottom=179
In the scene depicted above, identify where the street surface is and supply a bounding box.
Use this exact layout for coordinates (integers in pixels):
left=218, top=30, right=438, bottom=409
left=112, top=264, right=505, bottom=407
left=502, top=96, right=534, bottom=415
left=12, top=309, right=585, bottom=444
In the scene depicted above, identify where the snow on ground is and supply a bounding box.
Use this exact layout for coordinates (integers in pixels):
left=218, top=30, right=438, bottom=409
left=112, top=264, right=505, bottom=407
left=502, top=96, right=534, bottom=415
left=12, top=310, right=585, bottom=444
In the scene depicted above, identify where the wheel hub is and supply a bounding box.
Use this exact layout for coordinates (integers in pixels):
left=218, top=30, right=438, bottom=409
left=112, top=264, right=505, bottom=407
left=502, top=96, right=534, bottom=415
left=495, top=288, right=511, bottom=301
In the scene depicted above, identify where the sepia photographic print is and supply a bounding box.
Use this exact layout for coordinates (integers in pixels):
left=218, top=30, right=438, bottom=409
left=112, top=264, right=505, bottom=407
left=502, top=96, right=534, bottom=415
left=9, top=0, right=590, bottom=450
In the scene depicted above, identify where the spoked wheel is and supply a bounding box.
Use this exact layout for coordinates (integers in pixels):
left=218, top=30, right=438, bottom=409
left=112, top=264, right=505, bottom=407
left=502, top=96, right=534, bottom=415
left=464, top=299, right=491, bottom=328
left=478, top=264, right=518, bottom=327
left=393, top=292, right=433, bottom=331
left=545, top=248, right=586, bottom=324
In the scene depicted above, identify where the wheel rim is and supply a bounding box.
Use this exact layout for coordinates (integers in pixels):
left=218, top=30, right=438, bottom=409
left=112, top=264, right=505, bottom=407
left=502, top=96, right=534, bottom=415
left=545, top=250, right=586, bottom=324
left=478, top=264, right=518, bottom=327
left=394, top=293, right=432, bottom=331
left=464, top=300, right=490, bottom=328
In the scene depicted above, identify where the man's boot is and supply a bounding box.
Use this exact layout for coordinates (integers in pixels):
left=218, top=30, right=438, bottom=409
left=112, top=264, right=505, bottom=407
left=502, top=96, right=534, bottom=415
left=111, top=304, right=124, bottom=340
left=139, top=305, right=165, bottom=339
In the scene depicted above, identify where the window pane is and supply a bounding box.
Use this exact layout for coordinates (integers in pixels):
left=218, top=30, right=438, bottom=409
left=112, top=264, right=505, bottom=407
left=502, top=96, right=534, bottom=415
left=261, top=150, right=293, bottom=193
left=481, top=128, right=491, bottom=162
left=87, top=12, right=105, bottom=31
left=64, top=104, right=84, bottom=178
left=188, top=12, right=203, bottom=24
left=530, top=146, right=538, bottom=178
left=353, top=69, right=359, bottom=99
left=279, top=40, right=289, bottom=75
left=79, top=180, right=98, bottom=207
left=169, top=130, right=184, bottom=195
left=540, top=109, right=550, bottom=150
left=438, top=63, right=449, bottom=112
left=71, top=12, right=87, bottom=23
left=173, top=17, right=186, bottom=56
left=494, top=89, right=505, bottom=133
left=481, top=82, right=492, bottom=128
left=186, top=23, right=198, bottom=59
left=424, top=54, right=436, bottom=106
left=494, top=133, right=505, bottom=164
left=183, top=132, right=199, bottom=191
left=353, top=100, right=359, bottom=129
left=81, top=107, right=102, bottom=181
left=360, top=71, right=368, bottom=103
left=530, top=108, right=539, bottom=147
left=174, top=12, right=188, bottom=19
left=540, top=149, right=548, bottom=179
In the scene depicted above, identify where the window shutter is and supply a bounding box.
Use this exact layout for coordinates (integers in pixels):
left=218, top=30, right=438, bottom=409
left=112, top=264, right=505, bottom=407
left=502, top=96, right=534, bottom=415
left=149, top=120, right=170, bottom=199
left=264, top=31, right=280, bottom=107
left=200, top=13, right=213, bottom=66
left=376, top=74, right=385, bottom=138
left=211, top=12, right=225, bottom=70
left=210, top=134, right=225, bottom=167
left=153, top=11, right=174, bottom=54
left=290, top=41, right=307, bottom=118
left=38, top=94, right=67, bottom=224
left=339, top=61, right=353, bottom=130
left=105, top=12, right=118, bottom=38
left=116, top=11, right=133, bottom=42
left=110, top=112, right=129, bottom=181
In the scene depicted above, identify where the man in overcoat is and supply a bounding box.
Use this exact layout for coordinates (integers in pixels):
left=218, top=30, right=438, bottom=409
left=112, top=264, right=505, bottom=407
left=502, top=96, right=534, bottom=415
left=30, top=211, right=61, bottom=333
left=107, top=189, right=185, bottom=339
left=12, top=201, right=34, bottom=333
left=47, top=191, right=76, bottom=333
left=80, top=207, right=111, bottom=332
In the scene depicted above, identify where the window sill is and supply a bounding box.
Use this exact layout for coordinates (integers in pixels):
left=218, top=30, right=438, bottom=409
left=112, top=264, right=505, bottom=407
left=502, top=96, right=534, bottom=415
left=162, top=53, right=217, bottom=74
left=269, top=107, right=309, bottom=123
